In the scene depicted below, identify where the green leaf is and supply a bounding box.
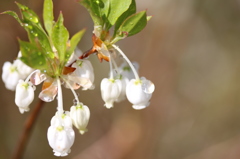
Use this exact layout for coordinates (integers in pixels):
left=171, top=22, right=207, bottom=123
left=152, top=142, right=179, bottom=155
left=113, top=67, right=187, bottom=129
left=107, top=0, right=132, bottom=26
left=19, top=40, right=47, bottom=70
left=52, top=12, right=69, bottom=63
left=79, top=0, right=103, bottom=26
left=66, top=29, right=86, bottom=62
left=1, top=11, right=23, bottom=25
left=117, top=10, right=147, bottom=37
left=113, top=0, right=136, bottom=36
left=22, top=23, right=54, bottom=59
left=43, top=0, right=54, bottom=36
left=15, top=2, right=41, bottom=27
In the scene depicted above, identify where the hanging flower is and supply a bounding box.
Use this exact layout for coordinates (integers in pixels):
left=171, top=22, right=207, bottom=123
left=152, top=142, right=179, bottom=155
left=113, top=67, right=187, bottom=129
left=70, top=59, right=95, bottom=90
left=15, top=79, right=35, bottom=114
left=118, top=62, right=139, bottom=80
left=100, top=78, right=122, bottom=108
left=70, top=103, right=90, bottom=134
left=47, top=112, right=75, bottom=157
left=2, top=61, right=21, bottom=91
left=126, top=77, right=155, bottom=110
left=114, top=76, right=129, bottom=102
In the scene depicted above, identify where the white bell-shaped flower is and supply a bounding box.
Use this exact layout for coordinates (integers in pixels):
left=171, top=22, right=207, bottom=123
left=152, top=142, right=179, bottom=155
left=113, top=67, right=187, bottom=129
left=118, top=62, right=139, bottom=80
left=2, top=61, right=21, bottom=91
left=115, top=77, right=129, bottom=102
left=126, top=77, right=155, bottom=110
left=47, top=113, right=75, bottom=157
left=15, top=80, right=35, bottom=114
left=100, top=78, right=122, bottom=108
left=70, top=103, right=90, bottom=134
left=14, top=59, right=34, bottom=79
left=70, top=60, right=95, bottom=90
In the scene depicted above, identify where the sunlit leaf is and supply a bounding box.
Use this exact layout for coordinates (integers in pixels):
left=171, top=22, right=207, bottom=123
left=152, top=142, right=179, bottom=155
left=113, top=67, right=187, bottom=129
left=66, top=29, right=86, bottom=62
left=107, top=0, right=132, bottom=26
left=1, top=11, right=23, bottom=25
left=52, top=12, right=69, bottom=63
left=118, top=11, right=147, bottom=37
left=43, top=0, right=54, bottom=36
left=113, top=0, right=136, bottom=36
left=19, top=40, right=47, bottom=70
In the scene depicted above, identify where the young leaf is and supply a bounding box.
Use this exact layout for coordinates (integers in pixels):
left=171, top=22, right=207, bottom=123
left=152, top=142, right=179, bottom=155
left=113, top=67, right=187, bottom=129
left=79, top=0, right=103, bottom=26
left=15, top=2, right=41, bottom=27
left=107, top=0, right=132, bottom=26
left=113, top=0, right=136, bottom=36
left=43, top=0, right=54, bottom=36
left=19, top=40, right=47, bottom=70
left=117, top=10, right=147, bottom=37
left=23, top=23, right=54, bottom=59
left=52, top=12, right=69, bottom=63
left=66, top=29, right=86, bottom=62
left=1, top=11, right=23, bottom=25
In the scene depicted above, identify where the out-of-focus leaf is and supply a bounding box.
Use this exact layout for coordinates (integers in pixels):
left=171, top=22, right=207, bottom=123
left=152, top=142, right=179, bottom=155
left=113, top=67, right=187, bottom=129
left=117, top=11, right=147, bottom=37
left=113, top=0, right=136, bottom=36
left=107, top=0, right=132, bottom=26
left=15, top=2, right=42, bottom=28
left=66, top=29, right=86, bottom=62
left=19, top=40, right=47, bottom=70
left=79, top=0, right=103, bottom=26
left=1, top=11, right=23, bottom=25
left=43, top=0, right=54, bottom=36
left=52, top=12, right=69, bottom=63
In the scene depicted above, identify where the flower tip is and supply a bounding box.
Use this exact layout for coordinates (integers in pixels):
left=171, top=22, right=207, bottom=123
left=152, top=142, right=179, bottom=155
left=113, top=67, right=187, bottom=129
left=79, top=129, right=88, bottom=135
left=104, top=103, right=114, bottom=109
left=132, top=103, right=150, bottom=110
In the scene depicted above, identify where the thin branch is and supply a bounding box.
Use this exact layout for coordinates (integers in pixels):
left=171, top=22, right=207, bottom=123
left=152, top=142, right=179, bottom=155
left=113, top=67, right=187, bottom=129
left=12, top=99, right=45, bottom=159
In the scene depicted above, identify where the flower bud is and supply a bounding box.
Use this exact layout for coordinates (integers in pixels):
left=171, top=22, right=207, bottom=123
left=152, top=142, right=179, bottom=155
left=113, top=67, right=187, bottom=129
left=70, top=104, right=90, bottom=134
left=100, top=78, right=122, bottom=108
left=15, top=80, right=35, bottom=114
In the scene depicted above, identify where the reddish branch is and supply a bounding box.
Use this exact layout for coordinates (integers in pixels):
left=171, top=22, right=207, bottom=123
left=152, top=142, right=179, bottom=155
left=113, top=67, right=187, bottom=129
left=12, top=99, right=45, bottom=159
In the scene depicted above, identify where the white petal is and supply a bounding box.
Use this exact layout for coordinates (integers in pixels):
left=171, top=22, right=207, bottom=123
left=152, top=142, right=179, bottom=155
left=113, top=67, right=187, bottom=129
left=100, top=78, right=121, bottom=108
left=126, top=78, right=153, bottom=109
left=15, top=80, right=34, bottom=113
left=70, top=104, right=90, bottom=134
left=2, top=61, right=21, bottom=91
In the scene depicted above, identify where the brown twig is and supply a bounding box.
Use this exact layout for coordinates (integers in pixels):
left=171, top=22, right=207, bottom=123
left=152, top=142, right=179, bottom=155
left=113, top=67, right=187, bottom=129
left=12, top=99, right=45, bottom=159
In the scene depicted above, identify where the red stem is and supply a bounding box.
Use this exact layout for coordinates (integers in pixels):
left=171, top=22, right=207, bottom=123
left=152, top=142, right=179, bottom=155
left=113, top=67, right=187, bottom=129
left=12, top=99, right=45, bottom=159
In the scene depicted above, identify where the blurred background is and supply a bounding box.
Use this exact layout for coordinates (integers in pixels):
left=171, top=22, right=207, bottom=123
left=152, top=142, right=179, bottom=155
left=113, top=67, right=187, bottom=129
left=1, top=0, right=240, bottom=158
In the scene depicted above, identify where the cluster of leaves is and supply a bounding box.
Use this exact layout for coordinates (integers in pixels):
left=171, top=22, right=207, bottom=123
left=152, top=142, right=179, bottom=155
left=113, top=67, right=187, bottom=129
left=2, top=0, right=85, bottom=77
left=79, top=0, right=151, bottom=44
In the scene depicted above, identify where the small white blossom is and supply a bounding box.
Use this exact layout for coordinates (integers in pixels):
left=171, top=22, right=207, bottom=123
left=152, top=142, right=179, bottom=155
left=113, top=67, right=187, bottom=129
left=100, top=78, right=122, bottom=108
left=47, top=113, right=75, bottom=157
left=118, top=62, right=139, bottom=80
left=126, top=77, right=155, bottom=110
left=70, top=104, right=90, bottom=134
left=115, top=77, right=129, bottom=102
left=2, top=61, right=21, bottom=91
left=70, top=60, right=95, bottom=90
left=15, top=80, right=35, bottom=114
left=14, top=59, right=34, bottom=79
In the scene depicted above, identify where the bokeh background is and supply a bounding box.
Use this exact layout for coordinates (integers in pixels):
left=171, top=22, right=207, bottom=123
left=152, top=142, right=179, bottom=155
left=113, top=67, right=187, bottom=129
left=1, top=0, right=240, bottom=158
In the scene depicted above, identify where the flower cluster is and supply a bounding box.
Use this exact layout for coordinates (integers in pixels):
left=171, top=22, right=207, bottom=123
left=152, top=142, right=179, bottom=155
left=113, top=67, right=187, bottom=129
left=1, top=0, right=155, bottom=156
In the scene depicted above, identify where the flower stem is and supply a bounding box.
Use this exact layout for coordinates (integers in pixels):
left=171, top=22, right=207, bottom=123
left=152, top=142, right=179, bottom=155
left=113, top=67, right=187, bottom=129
left=112, top=45, right=140, bottom=80
left=109, top=55, right=114, bottom=79
left=57, top=78, right=64, bottom=114
left=12, top=99, right=45, bottom=159
left=63, top=78, right=81, bottom=105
